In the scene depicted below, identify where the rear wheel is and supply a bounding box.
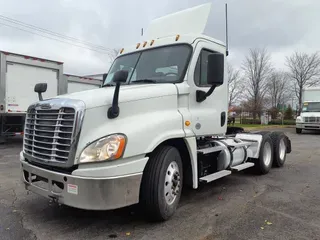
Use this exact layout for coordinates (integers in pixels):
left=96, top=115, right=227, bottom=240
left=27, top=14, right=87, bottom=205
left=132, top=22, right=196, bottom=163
left=140, top=145, right=183, bottom=221
left=254, top=133, right=274, bottom=174
left=296, top=128, right=302, bottom=134
left=270, top=132, right=287, bottom=167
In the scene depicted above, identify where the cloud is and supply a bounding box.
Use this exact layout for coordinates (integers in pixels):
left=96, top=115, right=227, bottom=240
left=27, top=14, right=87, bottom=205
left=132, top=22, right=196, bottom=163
left=0, top=0, right=319, bottom=74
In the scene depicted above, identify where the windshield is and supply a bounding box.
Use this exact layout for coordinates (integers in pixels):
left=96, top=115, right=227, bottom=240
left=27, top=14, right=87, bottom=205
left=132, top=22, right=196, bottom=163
left=302, top=102, right=320, bottom=112
left=103, top=44, right=191, bottom=85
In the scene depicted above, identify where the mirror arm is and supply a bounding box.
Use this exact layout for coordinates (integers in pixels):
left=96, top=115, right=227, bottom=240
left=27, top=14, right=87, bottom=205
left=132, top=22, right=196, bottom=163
left=196, top=84, right=218, bottom=102
left=108, top=82, right=121, bottom=119
left=38, top=92, right=43, bottom=101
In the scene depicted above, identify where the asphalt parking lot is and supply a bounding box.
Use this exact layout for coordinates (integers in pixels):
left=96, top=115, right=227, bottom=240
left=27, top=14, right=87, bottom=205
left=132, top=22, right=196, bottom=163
left=1, top=128, right=320, bottom=240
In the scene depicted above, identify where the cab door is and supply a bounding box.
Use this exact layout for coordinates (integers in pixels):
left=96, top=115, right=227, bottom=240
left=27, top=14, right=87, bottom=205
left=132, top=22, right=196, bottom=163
left=186, top=40, right=228, bottom=136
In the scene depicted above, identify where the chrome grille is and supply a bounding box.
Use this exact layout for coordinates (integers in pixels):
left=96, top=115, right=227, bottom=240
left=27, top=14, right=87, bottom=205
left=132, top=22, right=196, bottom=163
left=24, top=107, right=76, bottom=162
left=304, top=117, right=320, bottom=123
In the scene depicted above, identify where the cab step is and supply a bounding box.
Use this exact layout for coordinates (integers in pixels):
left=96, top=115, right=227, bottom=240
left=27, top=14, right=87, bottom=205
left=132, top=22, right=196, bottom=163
left=199, top=170, right=231, bottom=183
left=197, top=146, right=227, bottom=155
left=231, top=162, right=254, bottom=172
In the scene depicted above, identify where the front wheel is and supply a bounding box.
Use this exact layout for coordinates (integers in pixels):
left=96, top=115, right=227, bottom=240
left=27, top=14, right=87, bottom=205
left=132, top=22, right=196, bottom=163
left=140, top=145, right=183, bottom=221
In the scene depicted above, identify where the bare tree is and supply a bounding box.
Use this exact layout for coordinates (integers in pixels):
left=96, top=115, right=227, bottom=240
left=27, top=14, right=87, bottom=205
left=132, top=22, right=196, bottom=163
left=267, top=71, right=291, bottom=108
left=286, top=51, right=320, bottom=113
left=242, top=48, right=272, bottom=119
left=227, top=63, right=244, bottom=107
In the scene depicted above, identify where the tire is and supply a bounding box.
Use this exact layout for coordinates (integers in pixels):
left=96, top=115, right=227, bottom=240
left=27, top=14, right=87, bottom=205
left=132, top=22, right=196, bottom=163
left=270, top=132, right=288, bottom=167
left=270, top=132, right=287, bottom=167
left=140, top=145, right=183, bottom=222
left=296, top=128, right=302, bottom=134
left=254, top=133, right=274, bottom=174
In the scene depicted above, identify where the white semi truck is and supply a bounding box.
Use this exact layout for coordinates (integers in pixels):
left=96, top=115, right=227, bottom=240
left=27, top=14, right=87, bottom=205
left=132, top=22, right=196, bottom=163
left=0, top=51, right=67, bottom=143
left=296, top=87, right=320, bottom=133
left=20, top=3, right=291, bottom=221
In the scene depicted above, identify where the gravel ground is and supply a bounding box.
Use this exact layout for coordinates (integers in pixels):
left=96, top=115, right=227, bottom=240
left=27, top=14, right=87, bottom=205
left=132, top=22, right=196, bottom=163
left=1, top=128, right=320, bottom=240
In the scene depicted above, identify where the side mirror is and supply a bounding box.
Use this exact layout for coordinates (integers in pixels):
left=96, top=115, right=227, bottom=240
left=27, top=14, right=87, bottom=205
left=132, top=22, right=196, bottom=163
left=34, top=83, right=47, bottom=101
left=112, top=70, right=128, bottom=83
left=108, top=70, right=129, bottom=119
left=207, top=53, right=224, bottom=86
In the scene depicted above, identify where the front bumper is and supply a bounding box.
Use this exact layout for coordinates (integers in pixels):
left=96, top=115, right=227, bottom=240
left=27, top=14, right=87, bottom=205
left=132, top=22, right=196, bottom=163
left=296, top=123, right=320, bottom=130
left=20, top=154, right=143, bottom=210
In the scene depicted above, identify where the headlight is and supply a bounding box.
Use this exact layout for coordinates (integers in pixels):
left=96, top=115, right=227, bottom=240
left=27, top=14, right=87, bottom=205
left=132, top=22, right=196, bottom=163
left=79, top=134, right=126, bottom=163
left=296, top=116, right=302, bottom=123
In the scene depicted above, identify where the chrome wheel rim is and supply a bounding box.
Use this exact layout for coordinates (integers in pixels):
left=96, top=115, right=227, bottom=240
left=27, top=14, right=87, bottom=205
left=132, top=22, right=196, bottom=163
left=164, top=161, right=181, bottom=205
left=263, top=142, right=272, bottom=166
left=279, top=138, right=286, bottom=161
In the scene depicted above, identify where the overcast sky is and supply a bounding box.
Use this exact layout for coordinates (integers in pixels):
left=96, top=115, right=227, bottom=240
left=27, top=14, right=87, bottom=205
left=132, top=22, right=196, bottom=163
left=0, top=0, right=319, bottom=76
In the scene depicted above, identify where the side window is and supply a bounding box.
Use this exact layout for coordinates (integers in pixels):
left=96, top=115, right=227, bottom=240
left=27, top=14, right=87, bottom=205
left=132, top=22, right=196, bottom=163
left=194, top=49, right=213, bottom=87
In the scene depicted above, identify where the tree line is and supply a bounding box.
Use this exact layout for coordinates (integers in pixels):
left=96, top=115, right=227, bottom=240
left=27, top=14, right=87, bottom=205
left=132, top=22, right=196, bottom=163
left=228, top=48, right=320, bottom=118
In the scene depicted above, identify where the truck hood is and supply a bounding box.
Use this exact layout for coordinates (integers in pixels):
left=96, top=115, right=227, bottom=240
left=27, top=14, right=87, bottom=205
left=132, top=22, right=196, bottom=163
left=300, top=112, right=320, bottom=118
left=55, top=84, right=178, bottom=109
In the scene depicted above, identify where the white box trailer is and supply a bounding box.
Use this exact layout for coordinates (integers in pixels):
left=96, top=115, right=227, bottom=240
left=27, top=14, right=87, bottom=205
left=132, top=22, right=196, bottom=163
left=302, top=87, right=320, bottom=102
left=65, top=74, right=102, bottom=94
left=82, top=73, right=105, bottom=81
left=0, top=50, right=67, bottom=143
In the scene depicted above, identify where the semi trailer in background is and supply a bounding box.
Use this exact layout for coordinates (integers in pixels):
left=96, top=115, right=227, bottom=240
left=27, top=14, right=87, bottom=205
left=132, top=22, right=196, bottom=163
left=0, top=51, right=67, bottom=143
left=82, top=73, right=105, bottom=81
left=0, top=50, right=105, bottom=143
left=296, top=87, right=320, bottom=133
left=65, top=74, right=102, bottom=94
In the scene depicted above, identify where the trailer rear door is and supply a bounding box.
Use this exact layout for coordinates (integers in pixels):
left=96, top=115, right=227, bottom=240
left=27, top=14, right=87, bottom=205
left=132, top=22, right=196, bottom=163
left=6, top=63, right=58, bottom=113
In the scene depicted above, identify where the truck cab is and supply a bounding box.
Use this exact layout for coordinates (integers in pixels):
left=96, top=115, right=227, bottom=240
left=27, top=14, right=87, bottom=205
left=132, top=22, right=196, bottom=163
left=296, top=87, right=320, bottom=134
left=20, top=3, right=291, bottom=221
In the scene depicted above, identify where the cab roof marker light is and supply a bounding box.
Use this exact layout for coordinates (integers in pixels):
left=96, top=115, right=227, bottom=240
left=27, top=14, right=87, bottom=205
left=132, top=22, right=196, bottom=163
left=143, top=41, right=147, bottom=47
left=136, top=43, right=141, bottom=49
left=175, top=34, right=180, bottom=41
left=120, top=48, right=124, bottom=54
left=150, top=40, right=155, bottom=46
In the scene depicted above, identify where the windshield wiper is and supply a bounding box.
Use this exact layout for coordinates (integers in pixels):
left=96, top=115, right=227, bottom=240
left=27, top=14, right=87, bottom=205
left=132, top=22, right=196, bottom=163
left=131, top=79, right=157, bottom=84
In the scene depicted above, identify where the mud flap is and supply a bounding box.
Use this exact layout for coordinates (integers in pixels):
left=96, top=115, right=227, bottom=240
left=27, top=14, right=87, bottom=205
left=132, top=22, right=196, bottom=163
left=285, top=136, right=292, bottom=153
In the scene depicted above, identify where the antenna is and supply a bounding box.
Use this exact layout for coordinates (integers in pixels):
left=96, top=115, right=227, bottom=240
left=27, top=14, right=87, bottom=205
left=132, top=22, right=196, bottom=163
left=141, top=28, right=144, bottom=36
left=225, top=3, right=229, bottom=56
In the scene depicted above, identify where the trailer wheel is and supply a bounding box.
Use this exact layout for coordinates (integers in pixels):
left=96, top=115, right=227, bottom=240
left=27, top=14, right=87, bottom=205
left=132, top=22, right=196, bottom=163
left=140, top=145, right=183, bottom=221
left=270, top=132, right=287, bottom=167
left=255, top=133, right=274, bottom=174
left=296, top=128, right=302, bottom=134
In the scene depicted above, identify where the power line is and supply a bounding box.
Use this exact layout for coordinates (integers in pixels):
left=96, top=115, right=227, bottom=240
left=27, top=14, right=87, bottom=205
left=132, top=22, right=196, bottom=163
left=0, top=14, right=115, bottom=54
left=0, top=21, right=115, bottom=58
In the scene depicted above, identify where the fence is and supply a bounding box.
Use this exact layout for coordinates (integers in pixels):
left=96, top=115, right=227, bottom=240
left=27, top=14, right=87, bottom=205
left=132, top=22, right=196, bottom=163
left=228, top=109, right=296, bottom=126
